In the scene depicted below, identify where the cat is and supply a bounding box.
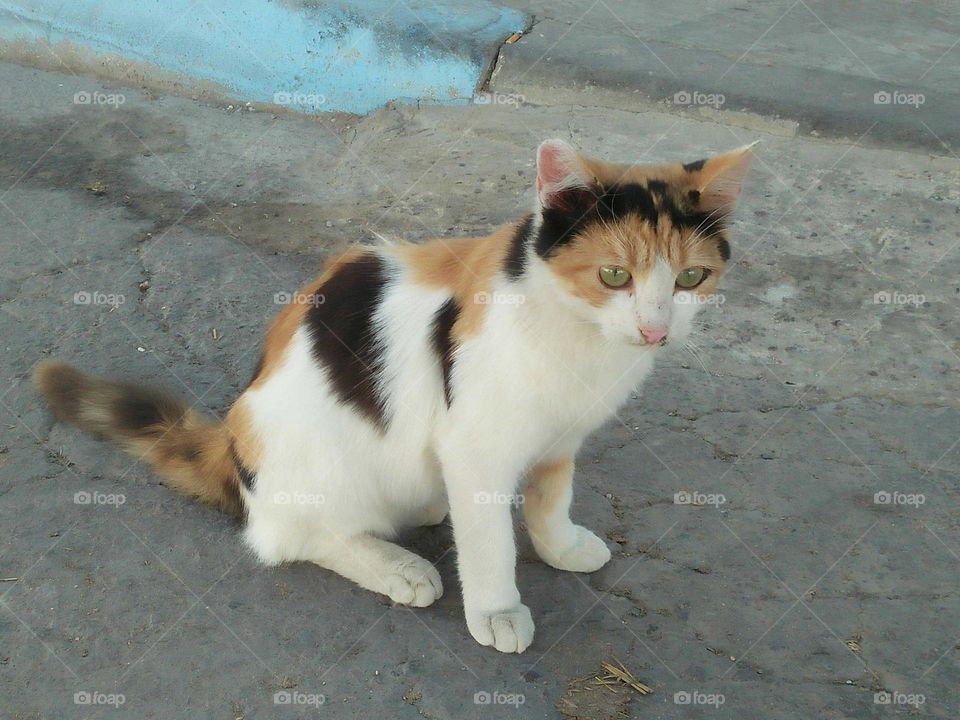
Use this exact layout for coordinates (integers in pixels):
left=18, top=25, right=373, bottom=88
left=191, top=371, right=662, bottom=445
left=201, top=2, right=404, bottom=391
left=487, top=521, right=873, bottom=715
left=35, top=138, right=754, bottom=653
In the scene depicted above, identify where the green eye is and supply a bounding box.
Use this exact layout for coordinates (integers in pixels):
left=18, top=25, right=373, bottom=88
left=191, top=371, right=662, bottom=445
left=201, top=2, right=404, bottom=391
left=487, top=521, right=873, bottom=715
left=599, top=266, right=631, bottom=288
left=676, top=267, right=706, bottom=288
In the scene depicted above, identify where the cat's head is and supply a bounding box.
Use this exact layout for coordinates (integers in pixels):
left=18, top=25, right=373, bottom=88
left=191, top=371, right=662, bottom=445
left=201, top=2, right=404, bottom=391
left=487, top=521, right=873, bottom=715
left=529, top=139, right=755, bottom=348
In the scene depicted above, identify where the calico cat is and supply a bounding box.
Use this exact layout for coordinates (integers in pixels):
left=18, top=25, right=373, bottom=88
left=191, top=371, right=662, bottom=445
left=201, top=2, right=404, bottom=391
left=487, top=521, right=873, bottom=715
left=35, top=138, right=754, bottom=653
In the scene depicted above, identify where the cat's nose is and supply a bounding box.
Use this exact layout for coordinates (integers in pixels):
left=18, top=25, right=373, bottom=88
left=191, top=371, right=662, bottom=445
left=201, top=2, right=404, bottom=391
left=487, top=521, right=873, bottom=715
left=640, top=325, right=668, bottom=345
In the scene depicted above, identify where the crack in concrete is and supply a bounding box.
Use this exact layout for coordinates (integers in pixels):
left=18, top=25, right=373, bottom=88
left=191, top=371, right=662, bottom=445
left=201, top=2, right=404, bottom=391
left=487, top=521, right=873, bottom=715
left=476, top=13, right=537, bottom=94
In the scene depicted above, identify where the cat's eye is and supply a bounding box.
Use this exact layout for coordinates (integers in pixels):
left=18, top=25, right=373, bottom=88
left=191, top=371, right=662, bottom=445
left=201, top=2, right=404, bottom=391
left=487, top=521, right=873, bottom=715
left=599, top=266, right=631, bottom=288
left=675, top=267, right=706, bottom=289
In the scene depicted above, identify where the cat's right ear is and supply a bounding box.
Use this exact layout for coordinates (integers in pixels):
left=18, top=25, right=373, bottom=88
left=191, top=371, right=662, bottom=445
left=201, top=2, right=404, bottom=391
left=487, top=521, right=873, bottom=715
left=688, top=142, right=758, bottom=214
left=537, top=139, right=589, bottom=209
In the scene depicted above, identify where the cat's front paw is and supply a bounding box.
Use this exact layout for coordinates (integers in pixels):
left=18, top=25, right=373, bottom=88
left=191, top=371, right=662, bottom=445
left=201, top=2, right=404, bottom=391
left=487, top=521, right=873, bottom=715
left=466, top=603, right=535, bottom=653
left=536, top=525, right=611, bottom=573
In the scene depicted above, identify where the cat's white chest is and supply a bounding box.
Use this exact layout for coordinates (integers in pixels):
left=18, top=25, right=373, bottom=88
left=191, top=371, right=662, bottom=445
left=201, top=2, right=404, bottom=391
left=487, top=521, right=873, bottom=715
left=471, top=314, right=656, bottom=459
left=548, top=347, right=655, bottom=435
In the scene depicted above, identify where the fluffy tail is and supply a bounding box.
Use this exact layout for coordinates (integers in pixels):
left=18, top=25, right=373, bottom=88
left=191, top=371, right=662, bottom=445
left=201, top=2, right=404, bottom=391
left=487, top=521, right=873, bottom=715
left=34, top=361, right=243, bottom=515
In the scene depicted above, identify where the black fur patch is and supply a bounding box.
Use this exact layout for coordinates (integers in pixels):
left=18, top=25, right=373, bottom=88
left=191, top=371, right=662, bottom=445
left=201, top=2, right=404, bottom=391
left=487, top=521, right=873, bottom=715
left=535, top=181, right=723, bottom=258
left=683, top=158, right=706, bottom=172
left=645, top=179, right=669, bottom=198
left=535, top=187, right=599, bottom=258
left=112, top=387, right=182, bottom=434
left=177, top=441, right=203, bottom=462
left=716, top=236, right=731, bottom=261
left=305, top=252, right=390, bottom=428
left=598, top=183, right=659, bottom=226
left=645, top=180, right=713, bottom=234
left=431, top=298, right=460, bottom=407
left=504, top=215, right=533, bottom=279
left=666, top=202, right=714, bottom=237
left=230, top=442, right=256, bottom=491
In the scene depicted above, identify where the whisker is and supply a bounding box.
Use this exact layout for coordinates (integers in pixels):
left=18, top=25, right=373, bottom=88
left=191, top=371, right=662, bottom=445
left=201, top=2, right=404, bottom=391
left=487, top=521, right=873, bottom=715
left=691, top=204, right=727, bottom=236
left=683, top=341, right=713, bottom=378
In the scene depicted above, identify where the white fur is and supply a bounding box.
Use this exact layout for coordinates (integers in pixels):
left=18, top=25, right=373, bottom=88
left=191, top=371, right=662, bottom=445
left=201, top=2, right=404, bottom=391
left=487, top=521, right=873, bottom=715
left=236, top=241, right=706, bottom=653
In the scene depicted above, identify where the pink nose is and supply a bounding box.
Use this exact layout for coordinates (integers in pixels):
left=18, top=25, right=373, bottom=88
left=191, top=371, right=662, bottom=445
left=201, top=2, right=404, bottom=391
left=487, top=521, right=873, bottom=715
left=640, top=326, right=668, bottom=345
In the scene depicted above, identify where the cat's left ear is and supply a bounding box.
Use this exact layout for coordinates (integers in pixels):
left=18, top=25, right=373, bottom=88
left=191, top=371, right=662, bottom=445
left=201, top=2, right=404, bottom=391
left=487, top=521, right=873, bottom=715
left=687, top=141, right=758, bottom=214
left=536, top=138, right=591, bottom=209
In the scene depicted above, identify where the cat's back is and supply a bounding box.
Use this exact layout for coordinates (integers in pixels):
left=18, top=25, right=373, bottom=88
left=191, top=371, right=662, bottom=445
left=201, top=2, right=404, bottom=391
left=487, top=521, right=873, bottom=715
left=241, top=225, right=527, bottom=441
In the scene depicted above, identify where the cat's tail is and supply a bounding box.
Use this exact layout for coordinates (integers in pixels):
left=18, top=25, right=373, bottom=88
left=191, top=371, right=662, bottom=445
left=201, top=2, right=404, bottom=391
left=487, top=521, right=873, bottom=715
left=33, top=361, right=243, bottom=515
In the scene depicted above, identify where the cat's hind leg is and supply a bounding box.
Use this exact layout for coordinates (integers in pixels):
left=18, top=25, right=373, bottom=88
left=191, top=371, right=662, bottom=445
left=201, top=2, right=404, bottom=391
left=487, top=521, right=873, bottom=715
left=248, top=519, right=444, bottom=607
left=314, top=534, right=443, bottom=606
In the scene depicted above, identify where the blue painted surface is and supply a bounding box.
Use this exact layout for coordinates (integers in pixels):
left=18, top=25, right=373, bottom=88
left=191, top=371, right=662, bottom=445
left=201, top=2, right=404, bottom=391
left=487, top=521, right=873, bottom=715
left=0, top=0, right=526, bottom=113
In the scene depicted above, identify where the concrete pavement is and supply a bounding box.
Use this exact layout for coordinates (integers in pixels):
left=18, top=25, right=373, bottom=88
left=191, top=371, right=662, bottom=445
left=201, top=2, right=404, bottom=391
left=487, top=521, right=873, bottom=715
left=493, top=0, right=960, bottom=153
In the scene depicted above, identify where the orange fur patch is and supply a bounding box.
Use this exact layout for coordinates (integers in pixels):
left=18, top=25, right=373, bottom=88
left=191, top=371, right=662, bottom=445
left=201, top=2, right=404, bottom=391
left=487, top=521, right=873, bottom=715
left=523, top=456, right=574, bottom=527
left=225, top=394, right=263, bottom=473
left=578, top=152, right=740, bottom=196
left=394, top=222, right=521, bottom=341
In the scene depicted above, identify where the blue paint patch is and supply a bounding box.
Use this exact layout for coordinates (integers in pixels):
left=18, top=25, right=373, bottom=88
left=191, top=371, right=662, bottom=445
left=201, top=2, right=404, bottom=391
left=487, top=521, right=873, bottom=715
left=0, top=0, right=527, bottom=114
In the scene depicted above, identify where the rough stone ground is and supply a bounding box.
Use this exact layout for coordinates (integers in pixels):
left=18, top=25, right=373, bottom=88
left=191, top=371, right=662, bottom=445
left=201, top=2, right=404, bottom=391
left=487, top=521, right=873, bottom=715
left=0, top=30, right=959, bottom=720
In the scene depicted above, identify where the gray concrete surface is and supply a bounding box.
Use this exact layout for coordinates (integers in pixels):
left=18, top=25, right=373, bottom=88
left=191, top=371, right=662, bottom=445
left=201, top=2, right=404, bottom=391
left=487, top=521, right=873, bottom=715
left=493, top=0, right=960, bottom=153
left=1, top=10, right=959, bottom=718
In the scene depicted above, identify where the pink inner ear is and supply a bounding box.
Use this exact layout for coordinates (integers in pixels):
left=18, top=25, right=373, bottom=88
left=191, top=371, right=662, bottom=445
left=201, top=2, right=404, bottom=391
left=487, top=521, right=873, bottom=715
left=538, top=141, right=575, bottom=186
left=537, top=139, right=585, bottom=208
